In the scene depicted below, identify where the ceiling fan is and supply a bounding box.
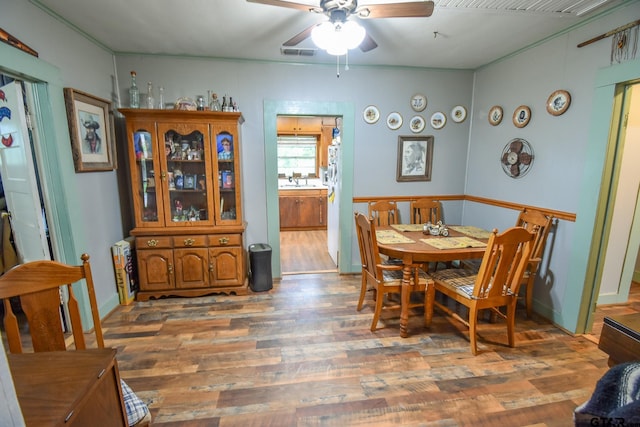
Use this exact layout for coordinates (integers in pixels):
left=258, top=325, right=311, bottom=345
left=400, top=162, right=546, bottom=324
left=246, top=0, right=435, bottom=53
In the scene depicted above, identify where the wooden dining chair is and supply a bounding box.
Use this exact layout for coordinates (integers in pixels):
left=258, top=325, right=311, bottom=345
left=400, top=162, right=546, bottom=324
left=428, top=226, right=534, bottom=355
left=462, top=208, right=553, bottom=318
left=516, top=209, right=553, bottom=317
left=368, top=200, right=399, bottom=226
left=354, top=212, right=434, bottom=331
left=0, top=254, right=151, bottom=426
left=410, top=198, right=442, bottom=224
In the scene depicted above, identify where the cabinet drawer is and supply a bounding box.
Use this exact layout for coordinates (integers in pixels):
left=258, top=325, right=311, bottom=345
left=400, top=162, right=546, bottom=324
left=208, top=234, right=242, bottom=247
left=173, top=235, right=207, bottom=248
left=136, top=236, right=172, bottom=249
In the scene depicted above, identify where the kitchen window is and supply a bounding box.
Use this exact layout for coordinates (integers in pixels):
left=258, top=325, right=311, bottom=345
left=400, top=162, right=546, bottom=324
left=277, top=135, right=318, bottom=177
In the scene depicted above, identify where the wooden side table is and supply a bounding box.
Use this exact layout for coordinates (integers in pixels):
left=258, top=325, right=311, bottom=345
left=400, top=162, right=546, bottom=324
left=8, top=348, right=127, bottom=426
left=598, top=313, right=640, bottom=366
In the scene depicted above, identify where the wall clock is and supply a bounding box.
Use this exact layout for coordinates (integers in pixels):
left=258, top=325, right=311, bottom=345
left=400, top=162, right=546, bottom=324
left=501, top=138, right=534, bottom=178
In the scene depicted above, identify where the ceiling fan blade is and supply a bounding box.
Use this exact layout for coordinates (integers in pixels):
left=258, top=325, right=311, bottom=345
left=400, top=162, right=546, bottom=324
left=246, top=0, right=317, bottom=13
left=283, top=24, right=317, bottom=46
left=360, top=33, right=378, bottom=52
left=358, top=1, right=434, bottom=19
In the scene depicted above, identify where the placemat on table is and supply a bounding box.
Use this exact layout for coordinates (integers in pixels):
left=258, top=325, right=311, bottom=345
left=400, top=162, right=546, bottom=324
left=420, top=236, right=487, bottom=250
left=391, top=224, right=424, bottom=232
left=376, top=230, right=416, bottom=244
left=447, top=225, right=492, bottom=239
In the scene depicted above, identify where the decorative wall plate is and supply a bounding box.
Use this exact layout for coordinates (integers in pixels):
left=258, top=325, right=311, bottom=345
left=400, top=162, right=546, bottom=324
left=410, top=94, right=427, bottom=112
left=513, top=105, right=531, bottom=128
left=546, top=90, right=571, bottom=116
left=488, top=106, right=503, bottom=126
left=451, top=105, right=467, bottom=123
left=363, top=105, right=380, bottom=124
left=501, top=138, right=534, bottom=178
left=430, top=112, right=446, bottom=130
left=387, top=112, right=403, bottom=130
left=409, top=115, right=425, bottom=133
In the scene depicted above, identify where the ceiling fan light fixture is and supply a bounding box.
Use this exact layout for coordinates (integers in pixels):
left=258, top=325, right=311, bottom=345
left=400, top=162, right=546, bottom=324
left=311, top=20, right=365, bottom=55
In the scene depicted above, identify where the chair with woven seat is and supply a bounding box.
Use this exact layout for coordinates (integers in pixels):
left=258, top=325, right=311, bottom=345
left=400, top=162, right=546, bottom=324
left=368, top=200, right=399, bottom=226
left=428, top=226, right=534, bottom=355
left=410, top=198, right=442, bottom=225
left=354, top=212, right=434, bottom=331
left=462, top=208, right=553, bottom=317
left=0, top=254, right=151, bottom=426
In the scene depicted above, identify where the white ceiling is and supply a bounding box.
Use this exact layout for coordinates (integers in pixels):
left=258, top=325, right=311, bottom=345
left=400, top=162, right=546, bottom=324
left=33, top=0, right=624, bottom=69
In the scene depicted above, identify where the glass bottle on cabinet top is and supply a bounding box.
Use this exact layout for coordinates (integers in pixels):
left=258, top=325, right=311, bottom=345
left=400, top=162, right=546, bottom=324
left=129, top=71, right=139, bottom=108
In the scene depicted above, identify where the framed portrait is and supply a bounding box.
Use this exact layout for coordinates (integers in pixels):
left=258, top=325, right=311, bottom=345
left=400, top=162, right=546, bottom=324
left=216, top=131, right=234, bottom=160
left=63, top=88, right=116, bottom=172
left=396, top=135, right=434, bottom=182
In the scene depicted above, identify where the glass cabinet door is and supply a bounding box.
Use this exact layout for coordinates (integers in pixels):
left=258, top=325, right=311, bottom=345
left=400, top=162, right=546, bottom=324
left=131, top=125, right=163, bottom=227
left=213, top=124, right=241, bottom=225
left=159, top=123, right=214, bottom=226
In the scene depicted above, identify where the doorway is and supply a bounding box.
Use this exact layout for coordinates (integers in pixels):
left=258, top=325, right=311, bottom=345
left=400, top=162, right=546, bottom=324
left=263, top=100, right=357, bottom=279
left=277, top=115, right=339, bottom=274
left=585, top=80, right=640, bottom=331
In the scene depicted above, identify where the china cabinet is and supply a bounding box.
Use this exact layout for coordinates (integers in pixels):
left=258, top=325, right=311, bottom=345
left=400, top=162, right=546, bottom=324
left=119, top=109, right=247, bottom=300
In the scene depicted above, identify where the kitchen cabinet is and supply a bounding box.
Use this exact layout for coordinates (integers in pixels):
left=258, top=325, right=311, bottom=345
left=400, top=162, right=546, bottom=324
left=277, top=116, right=322, bottom=134
left=120, top=109, right=247, bottom=300
left=279, top=189, right=327, bottom=230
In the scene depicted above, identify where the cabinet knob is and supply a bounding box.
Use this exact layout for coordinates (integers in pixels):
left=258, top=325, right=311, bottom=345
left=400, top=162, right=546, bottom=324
left=184, top=238, right=195, bottom=246
left=168, top=263, right=173, bottom=273
left=218, top=237, right=229, bottom=245
left=209, top=263, right=214, bottom=272
left=146, top=239, right=158, bottom=247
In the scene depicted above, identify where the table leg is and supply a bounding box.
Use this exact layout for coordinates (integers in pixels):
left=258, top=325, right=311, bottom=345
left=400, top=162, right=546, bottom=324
left=400, top=262, right=412, bottom=338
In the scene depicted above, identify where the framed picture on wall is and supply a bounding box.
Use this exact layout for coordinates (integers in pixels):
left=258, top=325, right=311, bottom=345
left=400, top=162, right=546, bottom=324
left=396, top=135, right=434, bottom=182
left=63, top=88, right=116, bottom=172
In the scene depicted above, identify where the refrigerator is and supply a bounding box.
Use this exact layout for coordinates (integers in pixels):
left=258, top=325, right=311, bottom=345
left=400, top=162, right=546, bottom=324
left=327, top=129, right=341, bottom=265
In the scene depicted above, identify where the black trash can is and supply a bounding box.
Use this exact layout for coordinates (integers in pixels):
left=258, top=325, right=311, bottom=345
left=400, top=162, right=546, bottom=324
left=248, top=243, right=273, bottom=292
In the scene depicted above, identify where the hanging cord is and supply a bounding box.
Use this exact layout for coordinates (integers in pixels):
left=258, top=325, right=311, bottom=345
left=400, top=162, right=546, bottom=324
left=336, top=55, right=340, bottom=78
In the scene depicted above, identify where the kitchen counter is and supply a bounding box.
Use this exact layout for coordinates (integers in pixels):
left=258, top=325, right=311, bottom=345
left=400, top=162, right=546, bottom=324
left=278, top=179, right=327, bottom=191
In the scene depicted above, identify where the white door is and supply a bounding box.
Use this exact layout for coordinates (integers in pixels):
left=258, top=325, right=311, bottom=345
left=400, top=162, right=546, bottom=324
left=0, top=81, right=51, bottom=263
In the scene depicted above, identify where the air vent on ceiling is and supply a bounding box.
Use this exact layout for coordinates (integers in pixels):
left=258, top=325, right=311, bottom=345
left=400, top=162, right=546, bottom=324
left=280, top=47, right=316, bottom=57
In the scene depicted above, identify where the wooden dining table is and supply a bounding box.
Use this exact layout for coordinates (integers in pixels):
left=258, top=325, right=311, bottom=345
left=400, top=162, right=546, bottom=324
left=376, top=224, right=491, bottom=338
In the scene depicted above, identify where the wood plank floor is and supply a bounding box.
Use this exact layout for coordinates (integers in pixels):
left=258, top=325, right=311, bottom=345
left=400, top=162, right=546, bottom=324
left=280, top=230, right=336, bottom=274
left=102, top=273, right=616, bottom=426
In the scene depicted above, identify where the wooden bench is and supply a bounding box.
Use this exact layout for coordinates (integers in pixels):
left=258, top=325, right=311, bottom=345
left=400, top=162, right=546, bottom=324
left=598, top=313, right=640, bottom=366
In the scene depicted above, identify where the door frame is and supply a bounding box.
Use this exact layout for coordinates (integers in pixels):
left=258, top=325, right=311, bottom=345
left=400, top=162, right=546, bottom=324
left=0, top=43, right=91, bottom=325
left=263, top=100, right=357, bottom=278
left=571, top=58, right=640, bottom=334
